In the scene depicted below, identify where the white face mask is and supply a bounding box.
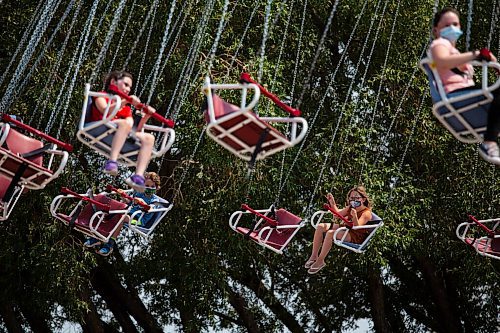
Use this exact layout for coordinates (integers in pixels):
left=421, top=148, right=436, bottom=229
left=350, top=200, right=362, bottom=209
left=439, top=25, right=463, bottom=42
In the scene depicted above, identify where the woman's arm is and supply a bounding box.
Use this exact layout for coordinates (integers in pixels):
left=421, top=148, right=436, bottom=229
left=431, top=44, right=477, bottom=69
left=351, top=209, right=372, bottom=227
left=136, top=105, right=156, bottom=132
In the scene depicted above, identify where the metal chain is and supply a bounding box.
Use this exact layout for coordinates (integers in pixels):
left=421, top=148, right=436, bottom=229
left=0, top=0, right=45, bottom=88
left=146, top=0, right=178, bottom=104
left=487, top=0, right=499, bottom=49
left=141, top=0, right=190, bottom=97
left=108, top=0, right=138, bottom=74
left=13, top=0, right=76, bottom=108
left=0, top=0, right=59, bottom=112
left=257, top=0, right=274, bottom=83
left=275, top=0, right=367, bottom=208
left=123, top=0, right=159, bottom=71
left=306, top=0, right=381, bottom=217
left=226, top=1, right=260, bottom=77
left=359, top=0, right=401, bottom=183
left=32, top=0, right=84, bottom=127
left=45, top=0, right=101, bottom=134
left=296, top=0, right=340, bottom=110
left=89, top=0, right=129, bottom=84
left=135, top=2, right=159, bottom=93
left=465, top=0, right=473, bottom=51
left=289, top=0, right=307, bottom=105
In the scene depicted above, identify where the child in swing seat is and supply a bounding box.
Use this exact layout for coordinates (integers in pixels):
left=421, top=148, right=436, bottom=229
left=304, top=186, right=373, bottom=274
left=87, top=70, right=156, bottom=192
left=84, top=172, right=162, bottom=256
left=430, top=7, right=500, bottom=165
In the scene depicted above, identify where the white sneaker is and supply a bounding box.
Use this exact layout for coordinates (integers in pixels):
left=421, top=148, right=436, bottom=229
left=478, top=142, right=500, bottom=165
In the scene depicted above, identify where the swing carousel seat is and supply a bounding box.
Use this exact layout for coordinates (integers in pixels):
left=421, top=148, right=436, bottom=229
left=202, top=76, right=308, bottom=162
left=229, top=205, right=305, bottom=254
left=77, top=84, right=175, bottom=167
left=51, top=191, right=128, bottom=242
left=127, top=196, right=173, bottom=238
left=420, top=57, right=500, bottom=143
left=0, top=115, right=71, bottom=190
left=456, top=216, right=500, bottom=260
left=0, top=174, right=23, bottom=221
left=311, top=208, right=383, bottom=254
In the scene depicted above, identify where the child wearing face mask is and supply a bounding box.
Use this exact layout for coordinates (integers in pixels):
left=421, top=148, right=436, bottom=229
left=83, top=172, right=162, bottom=256
left=430, top=7, right=500, bottom=164
left=304, top=186, right=373, bottom=274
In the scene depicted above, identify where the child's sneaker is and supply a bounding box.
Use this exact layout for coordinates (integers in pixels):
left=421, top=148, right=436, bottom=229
left=126, top=174, right=146, bottom=192
left=103, top=160, right=118, bottom=176
left=97, top=240, right=115, bottom=257
left=83, top=237, right=101, bottom=248
left=478, top=142, right=500, bottom=165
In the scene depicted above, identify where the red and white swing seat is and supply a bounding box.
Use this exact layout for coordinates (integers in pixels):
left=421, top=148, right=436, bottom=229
left=50, top=187, right=172, bottom=240
left=456, top=215, right=500, bottom=260
left=311, top=206, right=383, bottom=254
left=51, top=189, right=129, bottom=242
left=420, top=56, right=500, bottom=144
left=77, top=84, right=175, bottom=166
left=0, top=114, right=71, bottom=190
left=229, top=204, right=305, bottom=254
left=202, top=74, right=308, bottom=162
left=0, top=174, right=23, bottom=221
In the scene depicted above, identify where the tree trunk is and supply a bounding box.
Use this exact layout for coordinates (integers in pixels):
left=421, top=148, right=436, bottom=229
left=92, top=260, right=163, bottom=333
left=417, top=256, right=463, bottom=333
left=235, top=270, right=305, bottom=333
left=18, top=303, right=51, bottom=333
left=227, top=287, right=261, bottom=333
left=366, top=266, right=391, bottom=333
left=0, top=303, right=23, bottom=333
left=79, top=285, right=110, bottom=333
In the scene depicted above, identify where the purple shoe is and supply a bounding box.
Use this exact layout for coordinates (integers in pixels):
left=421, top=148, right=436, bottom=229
left=103, top=160, right=118, bottom=176
left=126, top=174, right=146, bottom=192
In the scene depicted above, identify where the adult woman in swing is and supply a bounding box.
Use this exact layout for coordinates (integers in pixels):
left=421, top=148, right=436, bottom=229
left=430, top=7, right=500, bottom=165
left=304, top=186, right=373, bottom=274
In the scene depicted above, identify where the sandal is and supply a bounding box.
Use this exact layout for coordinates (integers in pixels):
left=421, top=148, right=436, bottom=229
left=308, top=262, right=326, bottom=274
left=304, top=259, right=316, bottom=269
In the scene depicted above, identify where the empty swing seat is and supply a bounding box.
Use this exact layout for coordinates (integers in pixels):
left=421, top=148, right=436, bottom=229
left=0, top=115, right=71, bottom=190
left=51, top=190, right=128, bottom=242
left=229, top=204, right=305, bottom=254
left=311, top=208, right=383, bottom=254
left=419, top=57, right=500, bottom=143
left=202, top=74, right=308, bottom=163
left=77, top=84, right=175, bottom=166
left=456, top=215, right=500, bottom=260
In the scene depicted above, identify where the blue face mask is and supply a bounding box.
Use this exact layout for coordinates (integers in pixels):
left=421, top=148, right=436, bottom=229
left=440, top=25, right=463, bottom=42
left=350, top=200, right=362, bottom=209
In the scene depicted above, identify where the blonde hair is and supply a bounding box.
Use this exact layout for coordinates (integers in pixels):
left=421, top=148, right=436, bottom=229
left=346, top=185, right=372, bottom=208
left=145, top=172, right=161, bottom=188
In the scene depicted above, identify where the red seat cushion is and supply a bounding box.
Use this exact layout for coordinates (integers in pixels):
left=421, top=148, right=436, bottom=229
left=57, top=194, right=127, bottom=238
left=465, top=237, right=500, bottom=256
left=205, top=95, right=287, bottom=153
left=5, top=128, right=43, bottom=166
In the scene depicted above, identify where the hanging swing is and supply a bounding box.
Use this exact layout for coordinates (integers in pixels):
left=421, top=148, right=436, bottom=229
left=229, top=204, right=305, bottom=254
left=311, top=204, right=383, bottom=254
left=0, top=114, right=72, bottom=190
left=456, top=214, right=500, bottom=260
left=202, top=73, right=308, bottom=165
left=106, top=184, right=172, bottom=238
left=420, top=54, right=500, bottom=144
left=77, top=83, right=175, bottom=166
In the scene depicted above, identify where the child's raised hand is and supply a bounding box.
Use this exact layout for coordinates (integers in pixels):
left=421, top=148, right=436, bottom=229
left=129, top=95, right=141, bottom=107
left=325, top=193, right=336, bottom=206
left=133, top=197, right=146, bottom=205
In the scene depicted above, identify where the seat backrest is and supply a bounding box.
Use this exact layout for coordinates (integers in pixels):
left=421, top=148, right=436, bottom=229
left=421, top=61, right=443, bottom=104
left=0, top=175, right=12, bottom=200
left=275, top=209, right=302, bottom=226
left=205, top=94, right=242, bottom=122
left=5, top=128, right=44, bottom=166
